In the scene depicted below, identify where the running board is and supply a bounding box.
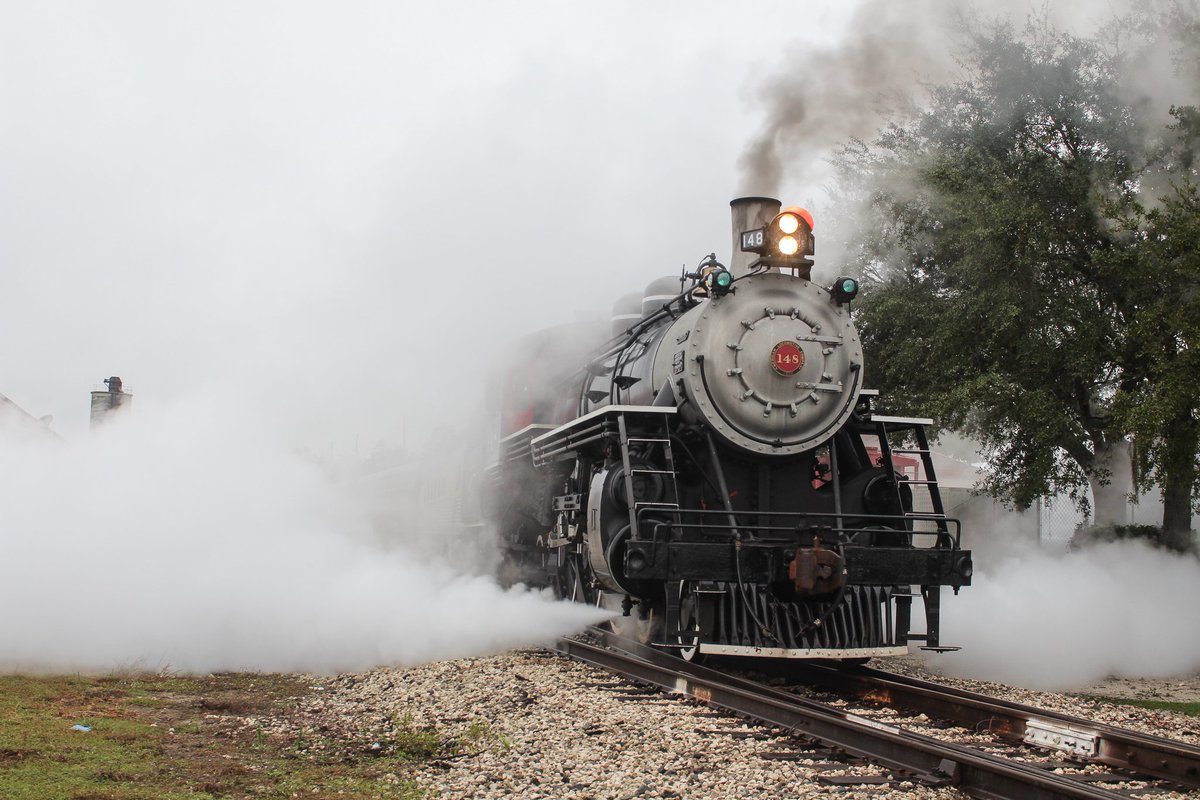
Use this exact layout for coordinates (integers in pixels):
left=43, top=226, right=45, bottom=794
left=700, top=644, right=908, bottom=659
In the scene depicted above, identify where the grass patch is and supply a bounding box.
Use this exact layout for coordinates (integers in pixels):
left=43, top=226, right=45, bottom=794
left=460, top=720, right=511, bottom=752
left=1086, top=696, right=1200, bottom=717
left=0, top=672, right=438, bottom=799
left=390, top=715, right=445, bottom=762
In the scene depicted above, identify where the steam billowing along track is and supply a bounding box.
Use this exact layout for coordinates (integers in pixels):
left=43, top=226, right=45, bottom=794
left=558, top=628, right=1200, bottom=799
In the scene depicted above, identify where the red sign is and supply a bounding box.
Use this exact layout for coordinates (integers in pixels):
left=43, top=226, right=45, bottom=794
left=771, top=341, right=805, bottom=375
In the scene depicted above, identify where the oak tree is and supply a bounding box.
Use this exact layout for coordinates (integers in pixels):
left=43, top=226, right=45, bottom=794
left=836, top=14, right=1197, bottom=546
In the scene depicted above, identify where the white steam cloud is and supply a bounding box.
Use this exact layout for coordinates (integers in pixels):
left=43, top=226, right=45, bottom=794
left=0, top=1, right=829, bottom=676
left=935, top=541, right=1200, bottom=690
left=739, top=0, right=1196, bottom=201
left=0, top=400, right=608, bottom=674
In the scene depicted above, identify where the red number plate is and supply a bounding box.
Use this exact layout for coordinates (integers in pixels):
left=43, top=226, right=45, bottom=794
left=770, top=341, right=805, bottom=375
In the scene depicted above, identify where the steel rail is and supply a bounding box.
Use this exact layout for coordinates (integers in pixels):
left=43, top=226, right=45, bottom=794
left=558, top=631, right=1132, bottom=800
left=787, top=661, right=1200, bottom=789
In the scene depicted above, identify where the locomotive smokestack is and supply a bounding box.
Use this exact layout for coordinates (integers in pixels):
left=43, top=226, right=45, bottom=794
left=90, top=375, right=132, bottom=429
left=729, top=196, right=782, bottom=277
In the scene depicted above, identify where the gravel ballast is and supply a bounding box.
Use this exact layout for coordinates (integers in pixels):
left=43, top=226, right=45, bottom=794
left=277, top=648, right=1200, bottom=799
left=882, top=655, right=1200, bottom=746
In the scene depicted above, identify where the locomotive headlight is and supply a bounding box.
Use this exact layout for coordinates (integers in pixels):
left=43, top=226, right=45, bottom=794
left=740, top=205, right=816, bottom=272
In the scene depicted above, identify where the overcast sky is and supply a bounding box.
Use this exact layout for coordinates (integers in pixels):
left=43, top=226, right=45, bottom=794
left=0, top=1, right=873, bottom=449
left=3, top=1, right=1167, bottom=451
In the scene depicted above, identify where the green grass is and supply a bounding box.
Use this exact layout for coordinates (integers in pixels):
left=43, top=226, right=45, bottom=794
left=0, top=672, right=440, bottom=799
left=1089, top=697, right=1200, bottom=717
left=0, top=675, right=176, bottom=800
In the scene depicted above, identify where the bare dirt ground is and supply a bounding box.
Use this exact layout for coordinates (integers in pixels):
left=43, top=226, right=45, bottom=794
left=1078, top=673, right=1200, bottom=703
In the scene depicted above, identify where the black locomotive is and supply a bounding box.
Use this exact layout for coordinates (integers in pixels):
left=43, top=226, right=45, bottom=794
left=489, top=197, right=972, bottom=661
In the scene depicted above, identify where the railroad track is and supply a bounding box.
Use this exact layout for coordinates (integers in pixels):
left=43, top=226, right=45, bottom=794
left=785, top=659, right=1200, bottom=790
left=557, top=627, right=1200, bottom=800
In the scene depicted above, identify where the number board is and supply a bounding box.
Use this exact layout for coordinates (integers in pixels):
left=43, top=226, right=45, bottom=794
left=740, top=228, right=765, bottom=251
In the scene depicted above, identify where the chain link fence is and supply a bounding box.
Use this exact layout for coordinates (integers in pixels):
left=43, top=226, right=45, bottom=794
left=1036, top=493, right=1091, bottom=550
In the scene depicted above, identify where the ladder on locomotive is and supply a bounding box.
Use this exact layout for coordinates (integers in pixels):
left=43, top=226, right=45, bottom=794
left=871, top=418, right=953, bottom=547
left=616, top=412, right=680, bottom=539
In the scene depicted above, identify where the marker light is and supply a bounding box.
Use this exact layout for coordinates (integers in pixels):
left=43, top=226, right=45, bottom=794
left=778, top=213, right=801, bottom=234
left=778, top=236, right=800, bottom=256
left=706, top=266, right=735, bottom=296
left=831, top=276, right=859, bottom=304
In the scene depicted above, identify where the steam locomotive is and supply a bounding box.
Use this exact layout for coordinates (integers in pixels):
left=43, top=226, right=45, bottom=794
left=489, top=197, right=972, bottom=661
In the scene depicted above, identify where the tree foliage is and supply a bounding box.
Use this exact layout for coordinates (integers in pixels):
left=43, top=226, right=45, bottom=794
left=1113, top=107, right=1200, bottom=540
left=836, top=13, right=1198, bottom=543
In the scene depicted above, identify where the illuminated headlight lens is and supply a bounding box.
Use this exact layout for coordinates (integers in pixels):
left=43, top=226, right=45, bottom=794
left=778, top=235, right=799, bottom=255
left=841, top=278, right=857, bottom=294
left=778, top=214, right=800, bottom=234
left=715, top=270, right=733, bottom=288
